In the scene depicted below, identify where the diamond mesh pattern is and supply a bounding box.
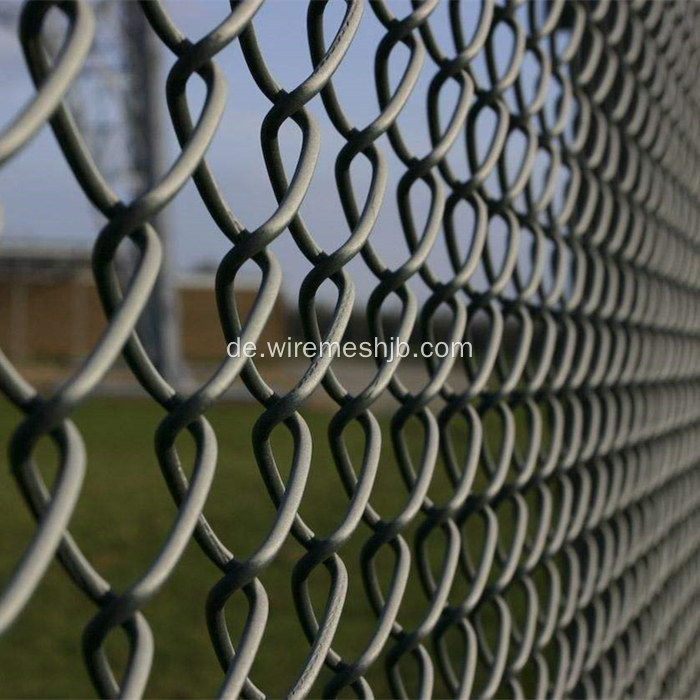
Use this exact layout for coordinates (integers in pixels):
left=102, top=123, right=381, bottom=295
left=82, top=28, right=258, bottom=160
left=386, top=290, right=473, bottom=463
left=2, top=0, right=700, bottom=697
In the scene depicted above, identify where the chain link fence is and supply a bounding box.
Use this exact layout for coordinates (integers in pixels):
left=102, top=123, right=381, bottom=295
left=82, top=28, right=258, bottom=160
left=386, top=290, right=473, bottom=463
left=2, top=0, right=700, bottom=697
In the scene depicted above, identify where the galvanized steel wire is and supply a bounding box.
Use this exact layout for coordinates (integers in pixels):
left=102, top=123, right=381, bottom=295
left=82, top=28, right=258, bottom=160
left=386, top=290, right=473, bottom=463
left=2, top=0, right=700, bottom=697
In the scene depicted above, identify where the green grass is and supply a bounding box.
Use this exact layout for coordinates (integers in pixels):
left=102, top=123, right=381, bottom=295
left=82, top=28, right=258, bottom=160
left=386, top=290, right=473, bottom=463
left=0, top=398, right=487, bottom=698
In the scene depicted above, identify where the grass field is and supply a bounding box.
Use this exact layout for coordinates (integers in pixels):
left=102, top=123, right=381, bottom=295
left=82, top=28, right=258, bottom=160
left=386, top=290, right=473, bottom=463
left=0, top=397, right=498, bottom=698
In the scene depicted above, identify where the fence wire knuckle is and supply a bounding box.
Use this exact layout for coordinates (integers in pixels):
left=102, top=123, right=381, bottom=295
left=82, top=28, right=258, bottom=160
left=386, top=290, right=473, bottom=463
left=2, top=0, right=700, bottom=697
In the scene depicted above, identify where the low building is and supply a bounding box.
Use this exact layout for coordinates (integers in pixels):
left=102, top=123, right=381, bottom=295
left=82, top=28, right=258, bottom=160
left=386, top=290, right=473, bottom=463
left=0, top=244, right=286, bottom=365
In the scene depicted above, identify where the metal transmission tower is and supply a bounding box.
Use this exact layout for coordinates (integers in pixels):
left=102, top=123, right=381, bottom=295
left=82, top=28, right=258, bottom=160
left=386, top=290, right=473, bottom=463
left=79, top=1, right=184, bottom=385
left=123, top=3, right=184, bottom=385
left=3, top=1, right=185, bottom=384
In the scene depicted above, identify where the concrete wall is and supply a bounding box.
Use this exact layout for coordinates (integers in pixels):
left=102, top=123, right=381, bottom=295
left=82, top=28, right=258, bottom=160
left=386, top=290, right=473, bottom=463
left=0, top=274, right=285, bottom=364
left=180, top=283, right=287, bottom=361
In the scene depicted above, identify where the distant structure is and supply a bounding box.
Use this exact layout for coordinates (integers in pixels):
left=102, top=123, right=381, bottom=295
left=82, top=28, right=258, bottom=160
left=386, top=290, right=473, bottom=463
left=0, top=243, right=95, bottom=364
left=0, top=1, right=183, bottom=383
left=0, top=243, right=286, bottom=367
left=73, top=1, right=184, bottom=383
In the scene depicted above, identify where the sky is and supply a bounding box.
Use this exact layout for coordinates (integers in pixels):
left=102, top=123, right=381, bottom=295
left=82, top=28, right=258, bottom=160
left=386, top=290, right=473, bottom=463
left=0, top=0, right=539, bottom=306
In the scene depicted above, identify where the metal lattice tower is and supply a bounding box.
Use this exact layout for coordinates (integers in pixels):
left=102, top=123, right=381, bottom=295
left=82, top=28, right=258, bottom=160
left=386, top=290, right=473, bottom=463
left=1, top=0, right=184, bottom=383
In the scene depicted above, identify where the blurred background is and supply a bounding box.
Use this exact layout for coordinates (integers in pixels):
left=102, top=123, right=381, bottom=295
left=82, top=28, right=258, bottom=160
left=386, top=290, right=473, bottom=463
left=0, top=0, right=540, bottom=396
